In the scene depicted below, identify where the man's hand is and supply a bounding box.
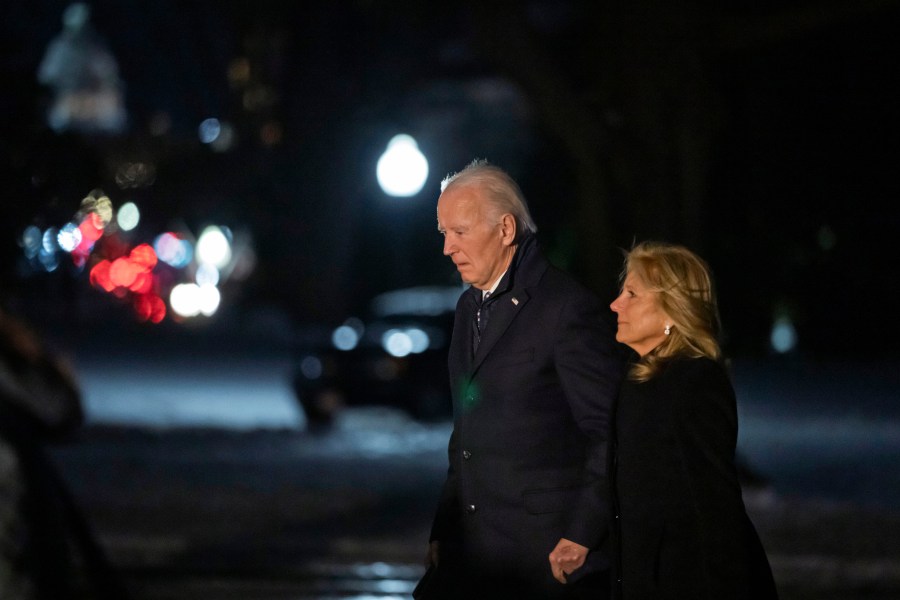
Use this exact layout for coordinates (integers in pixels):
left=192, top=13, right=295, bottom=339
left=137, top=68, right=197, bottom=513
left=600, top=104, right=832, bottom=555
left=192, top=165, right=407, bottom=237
left=548, top=538, right=589, bottom=584
left=425, top=540, right=440, bottom=568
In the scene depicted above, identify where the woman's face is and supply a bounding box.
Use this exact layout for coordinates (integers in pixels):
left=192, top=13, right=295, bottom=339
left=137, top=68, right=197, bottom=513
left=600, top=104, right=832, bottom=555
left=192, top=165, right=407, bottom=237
left=610, top=271, right=670, bottom=357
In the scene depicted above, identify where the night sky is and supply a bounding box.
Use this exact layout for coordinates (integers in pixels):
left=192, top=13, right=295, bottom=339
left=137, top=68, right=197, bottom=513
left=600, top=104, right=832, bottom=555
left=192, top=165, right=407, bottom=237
left=2, top=0, right=899, bottom=360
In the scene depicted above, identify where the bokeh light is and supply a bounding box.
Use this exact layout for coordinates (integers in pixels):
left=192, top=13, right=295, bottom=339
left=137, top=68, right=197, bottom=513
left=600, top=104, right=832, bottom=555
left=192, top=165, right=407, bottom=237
left=406, top=327, right=430, bottom=353
left=170, top=283, right=202, bottom=318
left=196, top=225, right=232, bottom=269
left=332, top=324, right=361, bottom=351
left=154, top=232, right=193, bottom=268
left=57, top=222, right=83, bottom=252
left=198, top=118, right=222, bottom=144
left=195, top=262, right=220, bottom=286
left=134, top=294, right=166, bottom=323
left=198, top=283, right=221, bottom=316
left=382, top=329, right=413, bottom=357
left=376, top=134, right=429, bottom=197
left=117, top=201, right=140, bottom=231
left=20, top=226, right=42, bottom=258
left=770, top=315, right=798, bottom=354
left=17, top=185, right=250, bottom=326
left=115, top=162, right=156, bottom=189
left=42, top=227, right=59, bottom=253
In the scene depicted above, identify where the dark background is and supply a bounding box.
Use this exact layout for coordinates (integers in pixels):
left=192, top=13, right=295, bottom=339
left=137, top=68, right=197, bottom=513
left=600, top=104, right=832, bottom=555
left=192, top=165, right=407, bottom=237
left=2, top=0, right=899, bottom=360
left=2, top=3, right=900, bottom=598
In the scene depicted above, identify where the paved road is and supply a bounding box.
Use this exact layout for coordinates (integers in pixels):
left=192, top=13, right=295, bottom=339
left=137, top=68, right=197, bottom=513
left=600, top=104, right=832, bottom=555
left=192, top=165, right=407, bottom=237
left=52, top=410, right=446, bottom=599
left=43, top=350, right=900, bottom=599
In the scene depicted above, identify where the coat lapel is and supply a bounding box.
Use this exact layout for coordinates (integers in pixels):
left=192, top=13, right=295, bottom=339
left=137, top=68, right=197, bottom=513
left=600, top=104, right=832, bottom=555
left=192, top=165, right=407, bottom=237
left=449, top=288, right=479, bottom=379
left=471, top=288, right=530, bottom=372
left=455, top=234, right=546, bottom=377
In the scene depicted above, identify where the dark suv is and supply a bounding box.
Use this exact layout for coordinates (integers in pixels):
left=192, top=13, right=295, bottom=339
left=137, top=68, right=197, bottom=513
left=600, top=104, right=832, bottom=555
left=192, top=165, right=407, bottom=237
left=292, top=286, right=463, bottom=424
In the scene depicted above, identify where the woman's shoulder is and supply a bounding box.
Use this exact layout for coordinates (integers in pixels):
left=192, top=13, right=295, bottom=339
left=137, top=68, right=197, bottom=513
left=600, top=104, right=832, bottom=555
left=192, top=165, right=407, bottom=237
left=661, top=355, right=729, bottom=385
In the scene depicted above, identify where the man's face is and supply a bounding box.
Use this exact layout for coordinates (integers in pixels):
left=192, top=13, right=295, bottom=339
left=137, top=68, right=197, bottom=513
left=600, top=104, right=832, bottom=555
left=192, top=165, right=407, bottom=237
left=437, top=186, right=511, bottom=290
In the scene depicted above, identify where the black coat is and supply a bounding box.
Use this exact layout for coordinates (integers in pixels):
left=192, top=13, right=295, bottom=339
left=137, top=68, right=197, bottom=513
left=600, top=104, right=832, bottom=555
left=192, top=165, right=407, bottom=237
left=429, top=236, right=625, bottom=598
left=610, top=357, right=778, bottom=600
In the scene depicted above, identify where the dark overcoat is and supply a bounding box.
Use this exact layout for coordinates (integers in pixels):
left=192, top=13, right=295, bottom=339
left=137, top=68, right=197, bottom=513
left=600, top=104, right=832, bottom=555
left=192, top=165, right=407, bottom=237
left=611, top=356, right=778, bottom=599
left=429, top=235, right=624, bottom=598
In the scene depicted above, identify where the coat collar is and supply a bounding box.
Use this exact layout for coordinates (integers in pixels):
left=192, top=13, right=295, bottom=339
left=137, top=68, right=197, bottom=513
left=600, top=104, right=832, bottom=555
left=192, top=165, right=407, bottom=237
left=467, top=234, right=547, bottom=370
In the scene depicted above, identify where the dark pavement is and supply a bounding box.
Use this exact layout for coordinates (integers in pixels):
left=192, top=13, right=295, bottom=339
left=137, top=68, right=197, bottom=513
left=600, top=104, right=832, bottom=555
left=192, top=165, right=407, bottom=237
left=43, top=349, right=900, bottom=599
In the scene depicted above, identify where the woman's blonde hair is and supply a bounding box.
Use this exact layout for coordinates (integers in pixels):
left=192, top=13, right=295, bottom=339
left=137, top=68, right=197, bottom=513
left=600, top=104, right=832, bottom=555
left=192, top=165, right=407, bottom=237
left=621, top=241, right=722, bottom=381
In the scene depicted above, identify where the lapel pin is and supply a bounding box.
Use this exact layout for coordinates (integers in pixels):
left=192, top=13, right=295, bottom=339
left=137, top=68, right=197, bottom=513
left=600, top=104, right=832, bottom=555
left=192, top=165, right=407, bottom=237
left=512, top=297, right=519, bottom=305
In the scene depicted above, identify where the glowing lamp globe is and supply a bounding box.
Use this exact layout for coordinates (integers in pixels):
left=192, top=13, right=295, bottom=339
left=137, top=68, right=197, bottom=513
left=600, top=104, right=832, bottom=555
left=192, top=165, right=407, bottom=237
left=376, top=134, right=429, bottom=197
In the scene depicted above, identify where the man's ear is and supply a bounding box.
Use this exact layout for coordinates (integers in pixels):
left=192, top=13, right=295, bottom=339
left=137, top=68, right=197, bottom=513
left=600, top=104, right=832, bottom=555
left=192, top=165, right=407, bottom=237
left=499, top=213, right=517, bottom=246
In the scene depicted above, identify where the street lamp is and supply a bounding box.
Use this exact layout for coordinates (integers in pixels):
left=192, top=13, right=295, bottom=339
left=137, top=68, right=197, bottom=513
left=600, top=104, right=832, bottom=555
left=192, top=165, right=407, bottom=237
left=376, top=134, right=429, bottom=197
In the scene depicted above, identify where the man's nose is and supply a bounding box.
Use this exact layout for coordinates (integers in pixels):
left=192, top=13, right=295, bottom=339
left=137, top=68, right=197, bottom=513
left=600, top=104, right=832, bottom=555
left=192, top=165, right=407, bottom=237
left=443, top=237, right=454, bottom=256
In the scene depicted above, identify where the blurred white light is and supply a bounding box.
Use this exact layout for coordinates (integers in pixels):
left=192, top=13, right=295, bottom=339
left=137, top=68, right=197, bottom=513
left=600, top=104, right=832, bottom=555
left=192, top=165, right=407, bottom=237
left=382, top=329, right=413, bottom=357
left=170, top=283, right=202, bottom=317
left=199, top=118, right=221, bottom=144
left=376, top=134, right=429, bottom=197
left=57, top=222, right=83, bottom=252
left=332, top=325, right=360, bottom=351
left=196, top=226, right=232, bottom=268
left=406, top=327, right=430, bottom=353
left=198, top=284, right=221, bottom=316
left=195, top=262, right=220, bottom=286
left=770, top=316, right=798, bottom=354
left=117, top=201, right=140, bottom=231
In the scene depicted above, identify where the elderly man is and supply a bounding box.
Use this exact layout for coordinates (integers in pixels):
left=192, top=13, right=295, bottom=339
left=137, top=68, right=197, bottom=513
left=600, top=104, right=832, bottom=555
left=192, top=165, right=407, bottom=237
left=422, top=160, right=624, bottom=599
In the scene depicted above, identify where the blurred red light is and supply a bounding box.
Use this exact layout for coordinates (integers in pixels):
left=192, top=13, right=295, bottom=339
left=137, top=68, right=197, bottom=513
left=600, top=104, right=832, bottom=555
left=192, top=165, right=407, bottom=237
left=128, top=271, right=154, bottom=294
left=134, top=294, right=167, bottom=323
left=149, top=296, right=166, bottom=323
left=109, top=257, right=139, bottom=288
left=89, top=260, right=115, bottom=292
left=130, top=243, right=157, bottom=269
left=79, top=217, right=103, bottom=242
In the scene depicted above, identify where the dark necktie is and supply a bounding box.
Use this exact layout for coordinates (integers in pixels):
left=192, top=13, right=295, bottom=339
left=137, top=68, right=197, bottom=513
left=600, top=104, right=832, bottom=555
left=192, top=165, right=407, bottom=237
left=474, top=291, right=491, bottom=352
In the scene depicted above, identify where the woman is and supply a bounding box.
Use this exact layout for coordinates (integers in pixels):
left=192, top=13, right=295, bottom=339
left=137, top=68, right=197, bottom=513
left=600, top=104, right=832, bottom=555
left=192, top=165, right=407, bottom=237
left=608, top=241, right=777, bottom=599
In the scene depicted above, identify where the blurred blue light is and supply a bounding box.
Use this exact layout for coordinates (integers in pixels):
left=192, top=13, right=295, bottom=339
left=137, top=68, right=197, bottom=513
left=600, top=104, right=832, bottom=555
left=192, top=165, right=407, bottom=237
left=39, top=247, right=59, bottom=272
left=154, top=232, right=193, bottom=268
left=21, top=225, right=42, bottom=258
left=382, top=329, right=413, bottom=357
left=333, top=324, right=360, bottom=351
left=42, top=227, right=59, bottom=253
left=300, top=356, right=323, bottom=380
left=405, top=328, right=429, bottom=353
left=770, top=317, right=798, bottom=353
left=199, top=118, right=222, bottom=144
